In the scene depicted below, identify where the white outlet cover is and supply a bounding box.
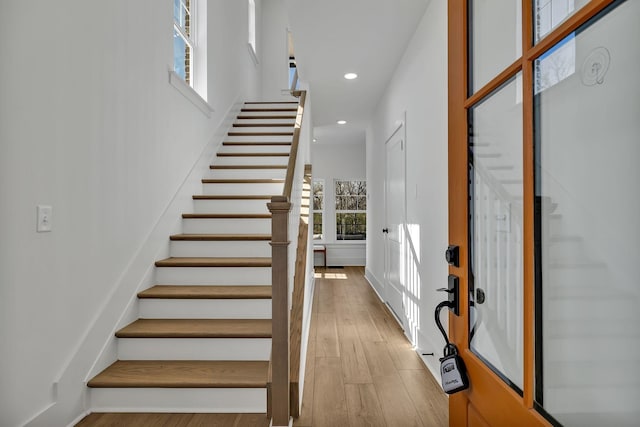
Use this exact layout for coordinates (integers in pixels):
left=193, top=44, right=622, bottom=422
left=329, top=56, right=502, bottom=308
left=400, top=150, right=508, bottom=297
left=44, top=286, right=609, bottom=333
left=37, top=205, right=52, bottom=232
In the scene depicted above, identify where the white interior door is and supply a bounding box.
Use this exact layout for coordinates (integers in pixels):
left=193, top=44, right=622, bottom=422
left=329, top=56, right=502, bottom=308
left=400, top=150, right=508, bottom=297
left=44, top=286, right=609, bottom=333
left=384, top=133, right=406, bottom=328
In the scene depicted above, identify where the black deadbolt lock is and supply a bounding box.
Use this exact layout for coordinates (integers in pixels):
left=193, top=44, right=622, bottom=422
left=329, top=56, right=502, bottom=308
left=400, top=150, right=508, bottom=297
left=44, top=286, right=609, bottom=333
left=445, top=245, right=459, bottom=267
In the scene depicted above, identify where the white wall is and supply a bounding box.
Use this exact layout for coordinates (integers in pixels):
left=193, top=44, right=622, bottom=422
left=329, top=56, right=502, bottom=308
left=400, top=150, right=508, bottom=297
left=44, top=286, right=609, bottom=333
left=0, top=1, right=275, bottom=425
left=311, top=140, right=367, bottom=266
left=261, top=0, right=300, bottom=101
left=365, top=0, right=448, bottom=376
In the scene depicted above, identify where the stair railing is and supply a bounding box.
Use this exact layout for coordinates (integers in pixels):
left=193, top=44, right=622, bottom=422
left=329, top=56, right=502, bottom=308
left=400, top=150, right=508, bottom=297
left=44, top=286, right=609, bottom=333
left=268, top=90, right=307, bottom=426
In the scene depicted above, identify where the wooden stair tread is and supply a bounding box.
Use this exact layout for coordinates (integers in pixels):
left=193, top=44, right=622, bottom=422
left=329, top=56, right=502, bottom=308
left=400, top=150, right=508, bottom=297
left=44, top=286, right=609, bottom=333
left=223, top=141, right=292, bottom=146
left=155, top=257, right=271, bottom=267
left=138, top=285, right=272, bottom=299
left=182, top=213, right=271, bottom=219
left=217, top=152, right=289, bottom=157
left=88, top=360, right=269, bottom=388
left=241, top=108, right=297, bottom=112
left=233, top=123, right=294, bottom=127
left=76, top=413, right=269, bottom=426
left=115, top=318, right=272, bottom=338
left=193, top=195, right=275, bottom=200
left=228, top=132, right=293, bottom=136
left=169, top=234, right=271, bottom=241
left=237, top=115, right=296, bottom=120
left=202, top=179, right=285, bottom=184
left=210, top=165, right=287, bottom=170
left=244, top=101, right=298, bottom=104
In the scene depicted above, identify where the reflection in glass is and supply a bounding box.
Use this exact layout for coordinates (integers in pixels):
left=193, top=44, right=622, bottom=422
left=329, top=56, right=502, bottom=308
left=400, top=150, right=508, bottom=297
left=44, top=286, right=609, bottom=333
left=535, top=1, right=640, bottom=425
left=534, top=0, right=589, bottom=43
left=469, top=74, right=524, bottom=390
left=470, top=0, right=522, bottom=93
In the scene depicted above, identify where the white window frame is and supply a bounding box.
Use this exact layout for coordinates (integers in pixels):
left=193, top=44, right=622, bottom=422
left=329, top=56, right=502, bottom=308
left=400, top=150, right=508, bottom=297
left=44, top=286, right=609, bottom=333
left=334, top=179, right=367, bottom=242
left=247, top=0, right=258, bottom=64
left=174, top=0, right=195, bottom=86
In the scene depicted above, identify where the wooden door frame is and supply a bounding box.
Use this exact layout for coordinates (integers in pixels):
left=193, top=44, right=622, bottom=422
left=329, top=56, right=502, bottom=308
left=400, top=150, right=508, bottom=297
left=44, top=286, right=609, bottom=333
left=447, top=0, right=617, bottom=425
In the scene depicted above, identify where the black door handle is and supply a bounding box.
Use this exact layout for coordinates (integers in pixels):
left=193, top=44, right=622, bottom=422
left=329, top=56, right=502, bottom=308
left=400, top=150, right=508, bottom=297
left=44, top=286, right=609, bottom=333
left=382, top=228, right=389, bottom=233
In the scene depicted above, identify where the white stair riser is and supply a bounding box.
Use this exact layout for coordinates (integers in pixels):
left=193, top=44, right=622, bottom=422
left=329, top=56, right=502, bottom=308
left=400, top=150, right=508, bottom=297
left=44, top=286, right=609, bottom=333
left=89, top=388, right=266, bottom=413
left=182, top=218, right=271, bottom=234
left=243, top=103, right=297, bottom=109
left=202, top=182, right=284, bottom=195
left=139, top=299, right=271, bottom=319
left=155, top=266, right=270, bottom=285
left=118, top=338, right=271, bottom=361
left=220, top=145, right=291, bottom=154
left=238, top=111, right=297, bottom=117
left=193, top=199, right=271, bottom=214
left=544, top=385, right=640, bottom=415
left=213, top=156, right=289, bottom=166
left=224, top=135, right=293, bottom=143
left=545, top=360, right=637, bottom=388
left=546, top=298, right=636, bottom=321
left=206, top=169, right=286, bottom=180
left=235, top=118, right=296, bottom=125
left=229, top=126, right=294, bottom=133
left=545, top=239, right=588, bottom=262
left=545, top=336, right=640, bottom=362
left=169, top=240, right=271, bottom=258
left=546, top=266, right=609, bottom=288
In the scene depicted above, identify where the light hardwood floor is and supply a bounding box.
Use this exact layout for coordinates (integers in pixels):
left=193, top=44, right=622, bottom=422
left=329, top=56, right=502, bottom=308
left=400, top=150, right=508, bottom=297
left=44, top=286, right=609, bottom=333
left=76, top=266, right=447, bottom=426
left=295, top=266, right=448, bottom=427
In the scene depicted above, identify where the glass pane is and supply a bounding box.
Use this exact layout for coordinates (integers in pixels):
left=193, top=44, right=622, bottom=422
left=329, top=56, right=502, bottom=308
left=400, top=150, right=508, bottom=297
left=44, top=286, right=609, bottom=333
left=534, top=0, right=589, bottom=43
left=535, top=1, right=640, bottom=425
left=470, top=0, right=522, bottom=93
left=173, top=28, right=187, bottom=81
left=174, top=0, right=190, bottom=36
left=469, top=73, right=523, bottom=390
left=313, top=213, right=323, bottom=240
left=337, top=213, right=366, bottom=241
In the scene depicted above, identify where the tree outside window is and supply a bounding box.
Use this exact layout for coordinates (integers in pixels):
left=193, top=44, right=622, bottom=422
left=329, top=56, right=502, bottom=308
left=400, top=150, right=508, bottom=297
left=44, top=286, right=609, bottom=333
left=335, top=180, right=366, bottom=241
left=312, top=180, right=324, bottom=240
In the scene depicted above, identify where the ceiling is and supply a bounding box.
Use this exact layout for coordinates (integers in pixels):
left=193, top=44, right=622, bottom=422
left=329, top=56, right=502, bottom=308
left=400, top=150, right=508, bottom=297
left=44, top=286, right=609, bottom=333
left=285, top=0, right=430, bottom=145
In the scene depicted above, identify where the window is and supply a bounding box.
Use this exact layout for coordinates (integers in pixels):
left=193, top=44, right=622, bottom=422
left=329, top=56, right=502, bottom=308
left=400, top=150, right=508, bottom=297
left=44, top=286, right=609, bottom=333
left=174, top=0, right=194, bottom=85
left=248, top=0, right=256, bottom=55
left=312, top=180, right=324, bottom=240
left=335, top=180, right=366, bottom=241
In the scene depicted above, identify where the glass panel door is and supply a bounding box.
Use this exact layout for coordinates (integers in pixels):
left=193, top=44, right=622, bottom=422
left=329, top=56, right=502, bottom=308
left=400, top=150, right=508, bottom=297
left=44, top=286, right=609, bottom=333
left=535, top=1, right=640, bottom=425
left=469, top=74, right=524, bottom=391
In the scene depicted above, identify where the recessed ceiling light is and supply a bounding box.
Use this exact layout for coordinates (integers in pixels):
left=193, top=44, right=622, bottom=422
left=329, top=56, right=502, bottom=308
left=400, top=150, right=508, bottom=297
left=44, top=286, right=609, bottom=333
left=344, top=73, right=358, bottom=80
left=313, top=138, right=317, bottom=142
left=337, top=120, right=347, bottom=125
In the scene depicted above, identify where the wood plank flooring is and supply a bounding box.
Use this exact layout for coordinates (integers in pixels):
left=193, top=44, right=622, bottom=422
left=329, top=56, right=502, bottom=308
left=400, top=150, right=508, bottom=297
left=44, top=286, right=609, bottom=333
left=76, top=266, right=447, bottom=426
left=295, top=266, right=448, bottom=427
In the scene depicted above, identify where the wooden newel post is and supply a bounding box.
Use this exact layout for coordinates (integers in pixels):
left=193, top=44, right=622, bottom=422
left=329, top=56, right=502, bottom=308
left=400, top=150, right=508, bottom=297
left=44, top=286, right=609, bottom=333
left=268, top=195, right=291, bottom=426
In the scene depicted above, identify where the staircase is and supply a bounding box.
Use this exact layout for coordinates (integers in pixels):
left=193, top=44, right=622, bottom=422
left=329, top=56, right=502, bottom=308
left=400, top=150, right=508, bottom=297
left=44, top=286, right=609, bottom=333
left=87, top=101, right=300, bottom=415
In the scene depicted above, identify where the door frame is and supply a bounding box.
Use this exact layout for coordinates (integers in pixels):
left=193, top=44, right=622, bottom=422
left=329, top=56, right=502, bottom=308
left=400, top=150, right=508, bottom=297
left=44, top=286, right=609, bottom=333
left=447, top=0, right=617, bottom=425
left=383, top=119, right=407, bottom=328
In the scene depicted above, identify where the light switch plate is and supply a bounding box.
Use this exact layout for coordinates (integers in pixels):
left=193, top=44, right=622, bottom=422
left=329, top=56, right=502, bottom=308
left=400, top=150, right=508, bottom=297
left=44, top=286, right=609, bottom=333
left=37, top=205, right=52, bottom=232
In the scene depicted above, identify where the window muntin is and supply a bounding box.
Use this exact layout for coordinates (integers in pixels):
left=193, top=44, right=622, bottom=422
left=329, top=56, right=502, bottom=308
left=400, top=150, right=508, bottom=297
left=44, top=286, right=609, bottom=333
left=174, top=0, right=194, bottom=85
left=335, top=180, right=366, bottom=241
left=312, top=180, right=324, bottom=240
